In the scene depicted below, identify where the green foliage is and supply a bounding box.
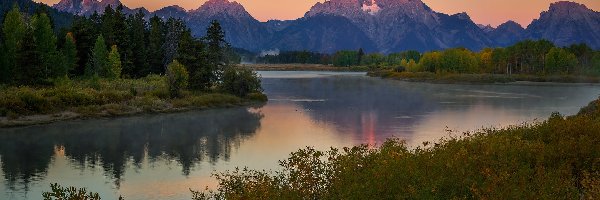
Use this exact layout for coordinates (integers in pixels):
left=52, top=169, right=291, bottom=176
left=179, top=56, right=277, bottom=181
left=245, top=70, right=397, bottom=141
left=63, top=32, right=78, bottom=76
left=19, top=25, right=47, bottom=85
left=32, top=13, right=61, bottom=79
left=257, top=51, right=330, bottom=65
left=177, top=30, right=209, bottom=90
left=221, top=67, right=263, bottom=97
left=148, top=15, right=166, bottom=74
left=194, top=101, right=600, bottom=199
left=2, top=4, right=25, bottom=83
left=387, top=50, right=421, bottom=65
left=87, top=35, right=108, bottom=77
left=439, top=48, right=478, bottom=73
left=545, top=47, right=579, bottom=74
left=125, top=10, right=149, bottom=78
left=106, top=45, right=122, bottom=79
left=205, top=20, right=227, bottom=81
left=592, top=52, right=600, bottom=74
left=166, top=60, right=189, bottom=98
left=332, top=50, right=359, bottom=67
left=42, top=183, right=101, bottom=200
left=419, top=51, right=442, bottom=72
left=360, top=53, right=385, bottom=68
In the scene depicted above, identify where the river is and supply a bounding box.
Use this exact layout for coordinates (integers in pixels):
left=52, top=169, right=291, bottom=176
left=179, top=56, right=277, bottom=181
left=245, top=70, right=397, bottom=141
left=2, top=71, right=600, bottom=200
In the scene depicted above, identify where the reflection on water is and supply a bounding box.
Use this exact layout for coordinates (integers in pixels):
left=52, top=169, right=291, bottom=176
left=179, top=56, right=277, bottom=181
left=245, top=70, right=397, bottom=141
left=0, top=108, right=262, bottom=199
left=2, top=71, right=600, bottom=200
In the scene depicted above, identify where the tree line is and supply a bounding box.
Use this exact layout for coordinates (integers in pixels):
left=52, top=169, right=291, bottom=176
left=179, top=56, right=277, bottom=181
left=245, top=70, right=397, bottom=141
left=0, top=4, right=259, bottom=97
left=257, top=41, right=600, bottom=75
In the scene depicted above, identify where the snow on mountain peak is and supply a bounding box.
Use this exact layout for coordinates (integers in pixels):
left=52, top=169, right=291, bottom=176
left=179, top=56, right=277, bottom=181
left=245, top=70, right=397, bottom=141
left=361, top=0, right=381, bottom=15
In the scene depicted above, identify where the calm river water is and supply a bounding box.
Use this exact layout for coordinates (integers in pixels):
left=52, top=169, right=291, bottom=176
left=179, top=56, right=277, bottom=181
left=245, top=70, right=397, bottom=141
left=2, top=71, right=600, bottom=199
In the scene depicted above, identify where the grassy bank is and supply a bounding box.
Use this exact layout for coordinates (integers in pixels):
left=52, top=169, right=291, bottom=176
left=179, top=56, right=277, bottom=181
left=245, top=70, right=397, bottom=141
left=241, top=64, right=369, bottom=72
left=369, top=70, right=600, bottom=84
left=0, top=75, right=267, bottom=127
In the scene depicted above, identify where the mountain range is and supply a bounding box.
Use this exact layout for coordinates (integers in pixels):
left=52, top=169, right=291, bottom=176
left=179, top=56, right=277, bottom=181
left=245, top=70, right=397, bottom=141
left=48, top=0, right=600, bottom=53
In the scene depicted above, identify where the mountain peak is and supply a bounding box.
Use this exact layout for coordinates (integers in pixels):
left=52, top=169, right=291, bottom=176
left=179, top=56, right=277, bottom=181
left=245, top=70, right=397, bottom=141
left=498, top=20, right=523, bottom=29
left=549, top=1, right=589, bottom=12
left=191, top=0, right=249, bottom=17
left=477, top=24, right=495, bottom=33
left=528, top=0, right=600, bottom=48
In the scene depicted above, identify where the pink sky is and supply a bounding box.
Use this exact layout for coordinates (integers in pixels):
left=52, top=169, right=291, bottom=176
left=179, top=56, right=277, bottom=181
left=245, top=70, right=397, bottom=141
left=36, top=0, right=600, bottom=27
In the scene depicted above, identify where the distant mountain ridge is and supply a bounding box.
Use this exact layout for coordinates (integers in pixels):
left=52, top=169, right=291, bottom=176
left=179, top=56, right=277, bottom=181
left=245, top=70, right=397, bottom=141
left=48, top=0, right=600, bottom=53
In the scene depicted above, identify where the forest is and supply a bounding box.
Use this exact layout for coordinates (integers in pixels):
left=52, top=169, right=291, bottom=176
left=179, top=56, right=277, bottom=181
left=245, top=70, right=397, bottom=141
left=0, top=4, right=263, bottom=120
left=258, top=41, right=600, bottom=76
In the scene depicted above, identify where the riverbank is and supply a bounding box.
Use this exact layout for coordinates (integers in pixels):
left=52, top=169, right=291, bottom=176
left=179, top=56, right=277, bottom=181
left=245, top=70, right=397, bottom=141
left=369, top=70, right=600, bottom=84
left=190, top=97, right=600, bottom=199
left=241, top=64, right=368, bottom=72
left=0, top=76, right=267, bottom=128
left=44, top=97, right=600, bottom=199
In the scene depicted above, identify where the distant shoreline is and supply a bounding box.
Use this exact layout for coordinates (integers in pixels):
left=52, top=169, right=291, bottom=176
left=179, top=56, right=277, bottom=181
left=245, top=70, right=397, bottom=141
left=240, top=64, right=368, bottom=72
left=368, top=70, right=600, bottom=84
left=0, top=100, right=266, bottom=128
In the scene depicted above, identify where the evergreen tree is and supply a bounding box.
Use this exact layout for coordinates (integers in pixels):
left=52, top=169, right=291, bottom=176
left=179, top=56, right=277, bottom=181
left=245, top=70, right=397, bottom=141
left=32, top=13, right=60, bottom=79
left=148, top=15, right=166, bottom=74
left=101, top=6, right=116, bottom=45
left=107, top=45, right=122, bottom=79
left=0, top=40, right=5, bottom=84
left=2, top=5, right=26, bottom=83
left=357, top=48, right=365, bottom=65
left=71, top=16, right=98, bottom=75
left=62, top=32, right=78, bottom=76
left=86, top=35, right=108, bottom=76
left=204, top=20, right=227, bottom=82
left=18, top=27, right=44, bottom=84
left=163, top=18, right=186, bottom=71
left=126, top=10, right=148, bottom=77
left=177, top=30, right=208, bottom=90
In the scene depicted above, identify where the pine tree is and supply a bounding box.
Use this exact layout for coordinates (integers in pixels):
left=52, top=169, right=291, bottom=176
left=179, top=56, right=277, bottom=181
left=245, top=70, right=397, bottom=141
left=63, top=32, right=78, bottom=76
left=32, top=13, right=60, bottom=79
left=204, top=20, right=227, bottom=83
left=18, top=27, right=44, bottom=84
left=162, top=18, right=185, bottom=71
left=0, top=40, right=5, bottom=84
left=107, top=45, right=122, bottom=79
left=71, top=16, right=98, bottom=75
left=177, top=30, right=208, bottom=90
left=126, top=10, right=148, bottom=77
left=357, top=48, right=365, bottom=65
left=2, top=4, right=26, bottom=83
left=86, top=35, right=108, bottom=77
left=148, top=16, right=166, bottom=74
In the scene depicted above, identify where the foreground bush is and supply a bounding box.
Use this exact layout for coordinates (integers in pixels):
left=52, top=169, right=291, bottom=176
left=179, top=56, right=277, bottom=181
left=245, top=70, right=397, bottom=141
left=42, top=183, right=101, bottom=200
left=192, top=98, right=600, bottom=199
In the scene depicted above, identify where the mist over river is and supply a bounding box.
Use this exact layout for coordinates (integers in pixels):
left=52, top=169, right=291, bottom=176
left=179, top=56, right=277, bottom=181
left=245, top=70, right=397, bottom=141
left=2, top=71, right=600, bottom=200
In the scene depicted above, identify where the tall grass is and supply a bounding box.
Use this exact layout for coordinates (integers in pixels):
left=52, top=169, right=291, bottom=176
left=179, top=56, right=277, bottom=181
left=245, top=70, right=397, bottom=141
left=0, top=75, right=265, bottom=121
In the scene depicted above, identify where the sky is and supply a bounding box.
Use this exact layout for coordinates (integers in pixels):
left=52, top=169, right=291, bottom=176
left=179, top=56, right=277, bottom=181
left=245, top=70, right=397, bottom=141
left=36, top=0, right=600, bottom=27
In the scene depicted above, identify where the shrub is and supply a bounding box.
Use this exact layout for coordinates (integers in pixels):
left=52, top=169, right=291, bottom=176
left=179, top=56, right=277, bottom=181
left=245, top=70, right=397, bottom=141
left=166, top=60, right=189, bottom=98
left=221, top=67, right=262, bottom=97
left=42, top=183, right=101, bottom=200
